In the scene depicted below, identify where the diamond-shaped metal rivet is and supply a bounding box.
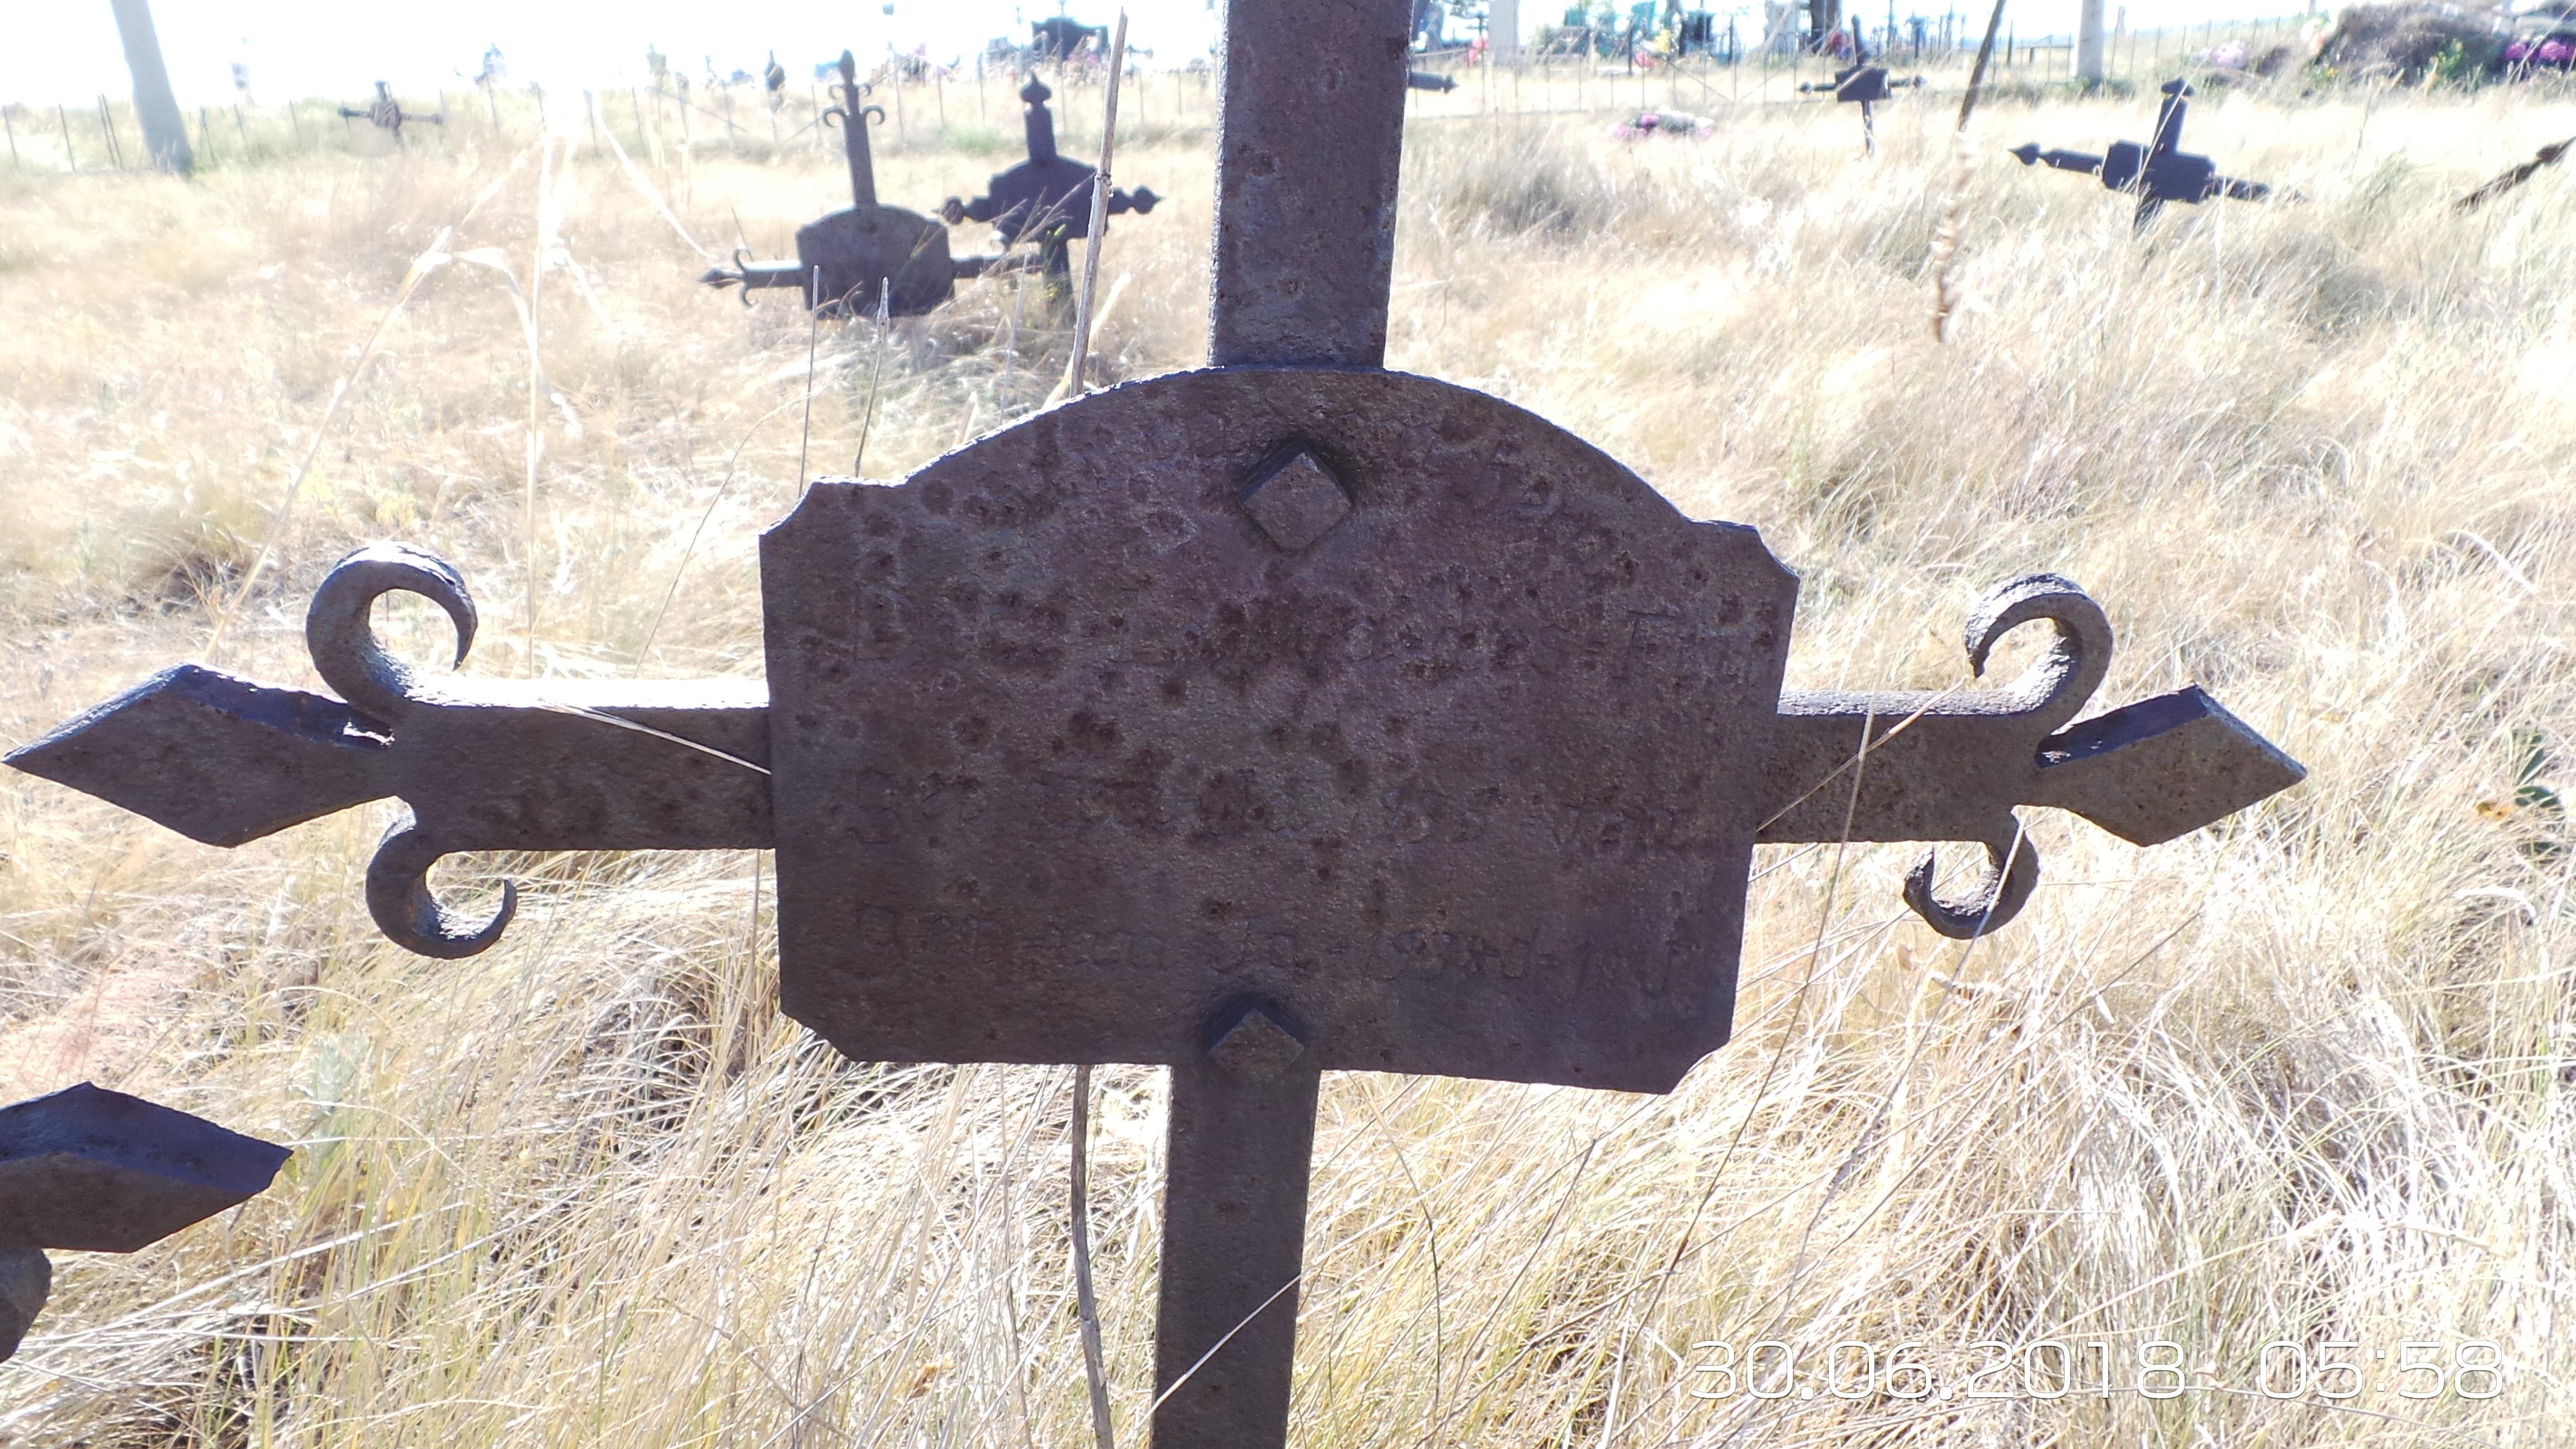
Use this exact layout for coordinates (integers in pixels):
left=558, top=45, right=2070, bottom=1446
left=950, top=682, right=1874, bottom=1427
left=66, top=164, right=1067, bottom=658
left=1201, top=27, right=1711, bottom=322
left=1206, top=1001, right=1306, bottom=1081
left=1239, top=448, right=1352, bottom=553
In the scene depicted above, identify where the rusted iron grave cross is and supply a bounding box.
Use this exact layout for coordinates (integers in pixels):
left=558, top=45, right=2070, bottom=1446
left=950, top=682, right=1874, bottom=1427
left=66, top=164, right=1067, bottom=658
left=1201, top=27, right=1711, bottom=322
left=7, top=3, right=2304, bottom=1445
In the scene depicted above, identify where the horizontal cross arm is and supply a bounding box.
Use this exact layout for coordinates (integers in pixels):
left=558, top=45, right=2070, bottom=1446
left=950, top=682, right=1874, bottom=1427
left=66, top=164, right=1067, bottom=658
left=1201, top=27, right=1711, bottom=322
left=10, top=541, right=781, bottom=959
left=1750, top=574, right=2303, bottom=937
left=6, top=667, right=773, bottom=854
left=1756, top=684, right=2302, bottom=849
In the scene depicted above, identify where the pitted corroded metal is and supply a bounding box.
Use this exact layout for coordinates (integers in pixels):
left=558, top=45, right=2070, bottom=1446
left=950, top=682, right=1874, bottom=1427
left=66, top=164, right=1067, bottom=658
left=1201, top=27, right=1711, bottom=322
left=8, top=546, right=2302, bottom=969
left=700, top=50, right=956, bottom=315
left=2010, top=79, right=2272, bottom=228
left=761, top=365, right=1798, bottom=1093
left=1206, top=1000, right=1306, bottom=1082
left=1209, top=0, right=1410, bottom=367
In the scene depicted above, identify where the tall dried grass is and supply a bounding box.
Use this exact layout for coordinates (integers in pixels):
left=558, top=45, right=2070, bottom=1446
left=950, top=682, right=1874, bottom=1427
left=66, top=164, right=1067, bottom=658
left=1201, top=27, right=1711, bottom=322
left=0, top=75, right=2571, bottom=1446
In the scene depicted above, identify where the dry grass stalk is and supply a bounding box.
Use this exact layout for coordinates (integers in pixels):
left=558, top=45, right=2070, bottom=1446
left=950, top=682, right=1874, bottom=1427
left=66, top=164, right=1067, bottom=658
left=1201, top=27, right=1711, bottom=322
left=1066, top=12, right=1132, bottom=401
left=1930, top=0, right=2010, bottom=344
left=2457, top=134, right=2575, bottom=212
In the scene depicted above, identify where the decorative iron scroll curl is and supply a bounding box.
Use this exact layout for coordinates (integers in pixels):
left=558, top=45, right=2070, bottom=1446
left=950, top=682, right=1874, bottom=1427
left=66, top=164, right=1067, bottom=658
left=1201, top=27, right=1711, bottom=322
left=306, top=543, right=516, bottom=957
left=700, top=247, right=776, bottom=306
left=823, top=85, right=886, bottom=138
left=1906, top=574, right=2110, bottom=938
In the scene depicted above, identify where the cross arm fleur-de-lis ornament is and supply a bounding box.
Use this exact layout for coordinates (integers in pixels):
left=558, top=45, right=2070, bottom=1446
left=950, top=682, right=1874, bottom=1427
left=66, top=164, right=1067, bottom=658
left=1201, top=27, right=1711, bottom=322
left=7, top=4, right=2303, bottom=1444
left=699, top=49, right=963, bottom=315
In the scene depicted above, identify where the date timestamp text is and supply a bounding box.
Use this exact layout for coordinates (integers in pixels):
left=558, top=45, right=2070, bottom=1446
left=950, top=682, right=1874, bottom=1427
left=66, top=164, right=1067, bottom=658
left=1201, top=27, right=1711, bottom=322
left=1684, top=1338, right=2509, bottom=1403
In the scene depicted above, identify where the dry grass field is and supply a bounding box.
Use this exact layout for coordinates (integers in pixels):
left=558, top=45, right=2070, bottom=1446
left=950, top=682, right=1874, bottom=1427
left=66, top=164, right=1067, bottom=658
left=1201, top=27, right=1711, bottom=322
left=1, top=60, right=2573, bottom=1447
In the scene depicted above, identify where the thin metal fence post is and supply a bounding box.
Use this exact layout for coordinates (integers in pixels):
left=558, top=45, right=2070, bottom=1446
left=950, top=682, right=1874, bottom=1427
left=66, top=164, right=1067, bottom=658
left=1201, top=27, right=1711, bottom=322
left=98, top=96, right=122, bottom=169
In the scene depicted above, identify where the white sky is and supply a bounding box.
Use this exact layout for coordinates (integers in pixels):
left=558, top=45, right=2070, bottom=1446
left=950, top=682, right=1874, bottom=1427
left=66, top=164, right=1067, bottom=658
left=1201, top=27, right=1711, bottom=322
left=3, top=2, right=2307, bottom=111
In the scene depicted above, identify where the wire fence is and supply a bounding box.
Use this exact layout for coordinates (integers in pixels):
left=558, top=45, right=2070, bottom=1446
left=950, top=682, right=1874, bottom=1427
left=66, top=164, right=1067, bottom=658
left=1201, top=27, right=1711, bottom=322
left=0, top=15, right=2343, bottom=180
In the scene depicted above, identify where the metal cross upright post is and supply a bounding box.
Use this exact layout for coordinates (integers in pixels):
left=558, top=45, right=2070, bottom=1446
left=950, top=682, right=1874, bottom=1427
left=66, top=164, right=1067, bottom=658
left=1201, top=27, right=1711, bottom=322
left=699, top=50, right=960, bottom=316
left=6, top=3, right=2306, bottom=1447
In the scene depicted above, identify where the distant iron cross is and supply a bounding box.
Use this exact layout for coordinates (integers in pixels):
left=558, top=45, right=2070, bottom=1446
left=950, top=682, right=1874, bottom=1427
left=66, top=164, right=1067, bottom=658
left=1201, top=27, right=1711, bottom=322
left=699, top=50, right=960, bottom=316
left=338, top=82, right=442, bottom=140
left=940, top=75, right=1160, bottom=279
left=2010, top=79, right=2272, bottom=228
left=6, top=4, right=2304, bottom=1446
left=1796, top=26, right=1920, bottom=155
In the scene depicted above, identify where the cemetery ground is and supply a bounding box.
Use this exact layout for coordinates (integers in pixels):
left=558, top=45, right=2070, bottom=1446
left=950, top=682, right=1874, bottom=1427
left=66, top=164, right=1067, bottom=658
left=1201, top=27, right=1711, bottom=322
left=0, top=73, right=2572, bottom=1447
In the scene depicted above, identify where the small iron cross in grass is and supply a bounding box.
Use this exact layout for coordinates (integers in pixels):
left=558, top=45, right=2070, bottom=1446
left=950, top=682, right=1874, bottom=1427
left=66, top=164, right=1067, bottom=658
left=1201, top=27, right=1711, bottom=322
left=1797, top=27, right=1921, bottom=155
left=0, top=1085, right=288, bottom=1360
left=7, top=5, right=2303, bottom=1445
left=2011, top=79, right=2272, bottom=228
left=338, top=82, right=442, bottom=140
left=940, top=76, right=1159, bottom=281
left=700, top=50, right=961, bottom=317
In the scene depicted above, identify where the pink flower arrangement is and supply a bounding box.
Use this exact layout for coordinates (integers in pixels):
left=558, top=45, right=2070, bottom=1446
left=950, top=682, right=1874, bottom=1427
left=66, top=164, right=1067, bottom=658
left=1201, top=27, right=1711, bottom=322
left=2507, top=35, right=2576, bottom=68
left=1609, top=110, right=1713, bottom=140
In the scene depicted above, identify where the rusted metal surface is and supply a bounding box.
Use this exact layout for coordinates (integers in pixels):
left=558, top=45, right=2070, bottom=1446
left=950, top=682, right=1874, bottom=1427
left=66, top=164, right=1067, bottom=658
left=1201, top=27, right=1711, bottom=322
left=1209, top=0, right=1411, bottom=367
left=338, top=82, right=441, bottom=137
left=0, top=1083, right=290, bottom=1254
left=8, top=544, right=769, bottom=958
left=1155, top=1000, right=1316, bottom=1448
left=2010, top=80, right=2272, bottom=227
left=700, top=51, right=956, bottom=315
left=0, top=1083, right=288, bottom=1362
left=1758, top=573, right=2304, bottom=936
left=762, top=366, right=1795, bottom=1091
left=11, top=539, right=2299, bottom=971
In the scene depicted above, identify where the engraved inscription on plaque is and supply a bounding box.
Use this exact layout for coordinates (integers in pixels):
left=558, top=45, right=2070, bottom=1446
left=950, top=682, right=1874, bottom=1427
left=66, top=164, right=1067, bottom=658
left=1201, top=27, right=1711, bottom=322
left=762, top=367, right=1799, bottom=1092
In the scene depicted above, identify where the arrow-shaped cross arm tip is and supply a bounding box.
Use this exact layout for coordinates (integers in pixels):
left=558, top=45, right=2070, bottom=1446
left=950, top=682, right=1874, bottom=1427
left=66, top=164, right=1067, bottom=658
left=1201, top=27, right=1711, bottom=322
left=2028, top=685, right=2305, bottom=846
left=4, top=664, right=395, bottom=847
left=1757, top=684, right=2303, bottom=849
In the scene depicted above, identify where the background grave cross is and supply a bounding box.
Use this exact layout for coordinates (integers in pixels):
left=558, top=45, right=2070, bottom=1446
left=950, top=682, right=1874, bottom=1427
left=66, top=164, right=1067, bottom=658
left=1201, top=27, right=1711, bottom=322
left=699, top=50, right=960, bottom=316
left=2011, top=79, right=2274, bottom=229
left=940, top=75, right=1160, bottom=281
left=337, top=81, right=442, bottom=139
left=3, top=4, right=2307, bottom=1447
left=1796, top=24, right=1920, bottom=155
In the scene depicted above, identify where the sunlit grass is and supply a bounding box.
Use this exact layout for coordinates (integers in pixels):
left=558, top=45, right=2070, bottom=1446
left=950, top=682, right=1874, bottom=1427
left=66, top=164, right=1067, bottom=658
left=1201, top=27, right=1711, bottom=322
left=0, top=70, right=2570, bottom=1445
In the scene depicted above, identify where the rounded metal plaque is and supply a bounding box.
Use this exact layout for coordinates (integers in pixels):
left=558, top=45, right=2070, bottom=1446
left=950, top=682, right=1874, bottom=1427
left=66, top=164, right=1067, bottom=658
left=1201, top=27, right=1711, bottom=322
left=761, top=367, right=1797, bottom=1091
left=797, top=205, right=954, bottom=316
